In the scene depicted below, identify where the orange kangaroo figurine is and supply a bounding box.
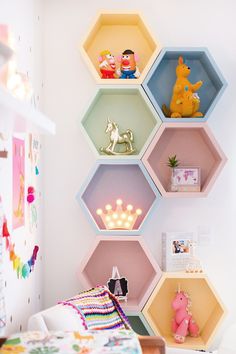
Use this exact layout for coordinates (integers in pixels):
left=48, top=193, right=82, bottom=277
left=162, top=56, right=203, bottom=118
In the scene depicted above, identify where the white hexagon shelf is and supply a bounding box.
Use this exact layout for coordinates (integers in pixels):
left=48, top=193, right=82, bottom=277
left=142, top=47, right=227, bottom=122
left=77, top=159, right=161, bottom=235
left=142, top=122, right=227, bottom=197
left=81, top=12, right=161, bottom=84
left=81, top=86, right=162, bottom=159
left=142, top=272, right=226, bottom=350
left=78, top=236, right=162, bottom=312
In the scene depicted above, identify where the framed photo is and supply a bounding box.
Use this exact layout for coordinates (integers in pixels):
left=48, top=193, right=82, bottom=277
left=172, top=167, right=201, bottom=192
left=172, top=239, right=190, bottom=254
left=107, top=266, right=128, bottom=302
left=162, top=232, right=196, bottom=272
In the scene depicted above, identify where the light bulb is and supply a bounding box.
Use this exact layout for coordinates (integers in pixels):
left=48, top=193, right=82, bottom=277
left=105, top=216, right=111, bottom=222
left=124, top=222, right=130, bottom=228
left=112, top=213, right=118, bottom=219
left=108, top=221, right=114, bottom=228
left=121, top=213, right=127, bottom=220
left=105, top=204, right=112, bottom=211
left=116, top=199, right=123, bottom=206
left=127, top=216, right=133, bottom=222
left=136, top=208, right=142, bottom=215
left=127, top=204, right=133, bottom=211
left=96, top=209, right=102, bottom=215
left=117, top=220, right=123, bottom=227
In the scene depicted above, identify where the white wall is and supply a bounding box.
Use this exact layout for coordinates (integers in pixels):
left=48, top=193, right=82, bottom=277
left=0, top=0, right=44, bottom=335
left=42, top=0, right=236, bottom=349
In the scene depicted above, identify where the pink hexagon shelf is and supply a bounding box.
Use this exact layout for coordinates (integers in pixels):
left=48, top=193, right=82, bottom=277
left=78, top=236, right=162, bottom=312
left=77, top=160, right=161, bottom=235
left=81, top=12, right=161, bottom=84
left=142, top=123, right=227, bottom=197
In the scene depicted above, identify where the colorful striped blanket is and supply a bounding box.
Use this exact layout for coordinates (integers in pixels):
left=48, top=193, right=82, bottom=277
left=59, top=286, right=131, bottom=331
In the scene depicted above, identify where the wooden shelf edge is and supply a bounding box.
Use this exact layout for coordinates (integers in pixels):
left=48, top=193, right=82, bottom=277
left=0, top=338, right=7, bottom=346
left=139, top=336, right=165, bottom=354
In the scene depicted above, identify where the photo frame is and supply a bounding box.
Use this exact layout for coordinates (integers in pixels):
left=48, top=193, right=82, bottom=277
left=162, top=232, right=196, bottom=272
left=172, top=167, right=201, bottom=192
left=107, top=266, right=128, bottom=301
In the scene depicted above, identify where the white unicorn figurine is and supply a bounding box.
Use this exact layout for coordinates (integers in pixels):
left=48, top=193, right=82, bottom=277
left=186, top=241, right=203, bottom=273
left=100, top=117, right=135, bottom=155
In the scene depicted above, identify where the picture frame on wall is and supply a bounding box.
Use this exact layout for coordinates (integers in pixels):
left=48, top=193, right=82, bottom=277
left=162, top=231, right=196, bottom=272
left=171, top=167, right=201, bottom=192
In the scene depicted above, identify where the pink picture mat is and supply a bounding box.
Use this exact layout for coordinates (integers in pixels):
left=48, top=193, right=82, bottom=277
left=12, top=137, right=25, bottom=229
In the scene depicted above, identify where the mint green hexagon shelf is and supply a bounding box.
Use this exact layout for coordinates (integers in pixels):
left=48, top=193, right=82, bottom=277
left=76, top=159, right=161, bottom=235
left=78, top=236, right=162, bottom=312
left=127, top=312, right=154, bottom=335
left=142, top=47, right=227, bottom=122
left=81, top=86, right=162, bottom=159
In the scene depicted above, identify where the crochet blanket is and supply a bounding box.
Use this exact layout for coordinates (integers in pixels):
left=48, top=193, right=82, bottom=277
left=59, top=286, right=131, bottom=331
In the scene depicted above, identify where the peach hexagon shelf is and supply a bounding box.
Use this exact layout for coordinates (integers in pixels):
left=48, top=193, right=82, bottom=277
left=142, top=47, right=227, bottom=122
left=142, top=122, right=227, bottom=197
left=81, top=12, right=161, bottom=84
left=142, top=272, right=226, bottom=350
left=77, top=159, right=161, bottom=235
left=81, top=86, right=162, bottom=159
left=78, top=236, right=162, bottom=312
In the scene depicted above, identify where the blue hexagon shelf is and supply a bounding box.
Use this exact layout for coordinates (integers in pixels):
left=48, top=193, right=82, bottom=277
left=142, top=47, right=227, bottom=123
left=76, top=159, right=161, bottom=235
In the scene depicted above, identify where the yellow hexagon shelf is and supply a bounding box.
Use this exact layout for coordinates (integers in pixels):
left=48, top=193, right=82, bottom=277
left=142, top=272, right=226, bottom=350
left=81, top=12, right=161, bottom=84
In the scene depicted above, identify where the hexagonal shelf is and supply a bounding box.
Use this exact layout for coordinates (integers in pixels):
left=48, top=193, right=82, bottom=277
left=81, top=12, right=161, bottom=85
left=127, top=312, right=154, bottom=336
left=142, top=123, right=227, bottom=197
left=78, top=236, right=162, bottom=312
left=77, top=159, right=161, bottom=234
left=142, top=47, right=227, bottom=122
left=142, top=273, right=226, bottom=350
left=81, top=86, right=162, bottom=159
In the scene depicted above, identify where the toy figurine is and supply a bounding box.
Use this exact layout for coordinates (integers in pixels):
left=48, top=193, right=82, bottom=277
left=171, top=286, right=199, bottom=343
left=162, top=56, right=203, bottom=118
left=98, top=50, right=116, bottom=79
left=117, top=49, right=140, bottom=79
left=185, top=241, right=203, bottom=273
left=100, top=117, right=135, bottom=155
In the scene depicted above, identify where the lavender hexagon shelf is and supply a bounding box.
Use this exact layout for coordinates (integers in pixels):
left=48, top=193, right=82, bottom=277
left=142, top=272, right=226, bottom=350
left=77, top=159, right=161, bottom=235
left=81, top=12, right=161, bottom=85
left=78, top=236, right=162, bottom=312
left=142, top=123, right=227, bottom=197
left=81, top=86, right=162, bottom=159
left=142, top=47, right=227, bottom=122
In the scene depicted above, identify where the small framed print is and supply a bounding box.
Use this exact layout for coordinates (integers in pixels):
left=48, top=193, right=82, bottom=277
left=172, top=167, right=201, bottom=192
left=107, top=266, right=128, bottom=302
left=162, top=232, right=196, bottom=272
